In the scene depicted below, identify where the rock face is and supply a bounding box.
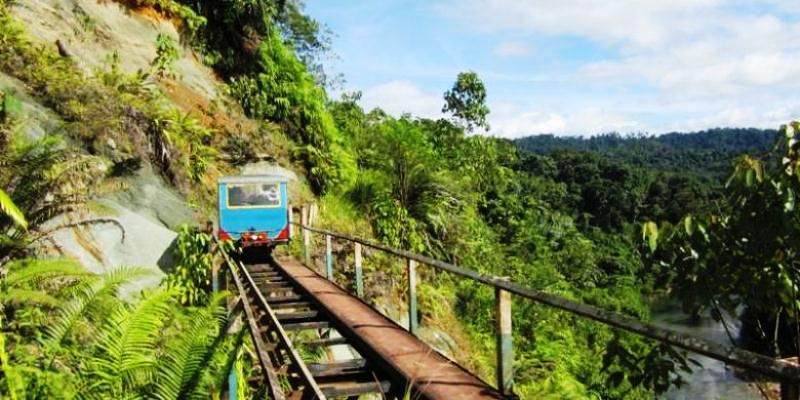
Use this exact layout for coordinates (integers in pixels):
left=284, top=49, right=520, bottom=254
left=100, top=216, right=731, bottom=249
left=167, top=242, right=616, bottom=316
left=46, top=165, right=195, bottom=290
left=107, top=165, right=195, bottom=231
left=0, top=73, right=63, bottom=139
left=10, top=0, right=220, bottom=101
left=1, top=0, right=216, bottom=286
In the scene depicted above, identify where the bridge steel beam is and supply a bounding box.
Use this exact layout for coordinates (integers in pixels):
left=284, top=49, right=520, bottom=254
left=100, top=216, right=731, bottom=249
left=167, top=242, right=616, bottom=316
left=293, top=222, right=800, bottom=388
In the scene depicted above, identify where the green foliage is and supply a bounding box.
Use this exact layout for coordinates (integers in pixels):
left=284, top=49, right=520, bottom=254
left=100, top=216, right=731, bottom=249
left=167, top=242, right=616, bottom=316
left=0, top=89, right=20, bottom=123
left=0, top=6, right=221, bottom=195
left=326, top=93, right=675, bottom=398
left=516, top=129, right=778, bottom=182
left=151, top=33, right=180, bottom=78
left=223, top=134, right=258, bottom=166
left=186, top=0, right=329, bottom=82
left=0, top=188, right=26, bottom=230
left=0, top=258, right=234, bottom=399
left=229, top=28, right=355, bottom=193
left=442, top=71, right=490, bottom=132
left=163, top=225, right=213, bottom=305
left=644, top=122, right=800, bottom=357
left=130, top=0, right=206, bottom=34
left=1, top=132, right=106, bottom=259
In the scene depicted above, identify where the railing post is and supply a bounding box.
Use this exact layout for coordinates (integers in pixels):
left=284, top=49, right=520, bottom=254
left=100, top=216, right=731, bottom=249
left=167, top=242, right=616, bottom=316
left=495, top=281, right=513, bottom=395
left=212, top=262, right=220, bottom=294
left=354, top=242, right=364, bottom=298
left=301, top=206, right=310, bottom=266
left=288, top=204, right=294, bottom=238
left=407, top=258, right=418, bottom=335
left=325, top=234, right=333, bottom=280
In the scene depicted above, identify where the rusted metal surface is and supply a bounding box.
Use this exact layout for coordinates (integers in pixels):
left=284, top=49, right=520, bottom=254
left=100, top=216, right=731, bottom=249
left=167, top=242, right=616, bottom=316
left=294, top=223, right=800, bottom=384
left=273, top=254, right=506, bottom=400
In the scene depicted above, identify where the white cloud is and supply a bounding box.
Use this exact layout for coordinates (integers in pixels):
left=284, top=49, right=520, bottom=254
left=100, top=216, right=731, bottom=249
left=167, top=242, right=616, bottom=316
left=359, top=80, right=443, bottom=119
left=489, top=103, right=642, bottom=137
left=493, top=41, right=534, bottom=57
left=444, top=1, right=800, bottom=97
left=441, top=0, right=722, bottom=47
left=435, top=0, right=800, bottom=134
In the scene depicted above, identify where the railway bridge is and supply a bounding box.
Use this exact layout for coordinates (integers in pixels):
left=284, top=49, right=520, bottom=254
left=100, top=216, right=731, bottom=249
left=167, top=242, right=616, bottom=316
left=212, top=209, right=800, bottom=400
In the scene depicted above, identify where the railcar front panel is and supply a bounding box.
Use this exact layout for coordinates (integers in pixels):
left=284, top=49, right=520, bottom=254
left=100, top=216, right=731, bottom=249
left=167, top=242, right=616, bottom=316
left=218, top=176, right=290, bottom=246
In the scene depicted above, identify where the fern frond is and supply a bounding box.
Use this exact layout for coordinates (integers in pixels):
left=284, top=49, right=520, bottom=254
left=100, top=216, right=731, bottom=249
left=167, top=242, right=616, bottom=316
left=80, top=288, right=177, bottom=399
left=0, top=188, right=26, bottom=230
left=0, top=288, right=61, bottom=306
left=152, top=292, right=229, bottom=400
left=44, top=266, right=154, bottom=348
left=5, top=258, right=92, bottom=288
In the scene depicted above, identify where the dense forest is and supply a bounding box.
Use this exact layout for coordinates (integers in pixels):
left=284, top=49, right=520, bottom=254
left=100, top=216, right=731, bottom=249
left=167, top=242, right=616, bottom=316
left=0, top=0, right=799, bottom=399
left=516, top=129, right=779, bottom=181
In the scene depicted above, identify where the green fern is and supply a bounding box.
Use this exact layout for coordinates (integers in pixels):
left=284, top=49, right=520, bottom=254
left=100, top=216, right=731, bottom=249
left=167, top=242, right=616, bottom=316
left=152, top=291, right=229, bottom=400
left=4, top=258, right=90, bottom=288
left=0, top=188, right=25, bottom=230
left=78, top=288, right=177, bottom=399
left=44, top=266, right=154, bottom=348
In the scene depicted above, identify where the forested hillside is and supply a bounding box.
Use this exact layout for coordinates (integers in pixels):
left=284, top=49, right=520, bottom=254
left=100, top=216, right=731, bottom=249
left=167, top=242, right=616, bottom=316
left=516, top=129, right=778, bottom=181
left=0, top=0, right=798, bottom=399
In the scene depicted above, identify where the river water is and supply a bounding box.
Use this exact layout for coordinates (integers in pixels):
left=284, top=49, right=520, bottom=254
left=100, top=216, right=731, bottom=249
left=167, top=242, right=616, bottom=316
left=653, top=305, right=763, bottom=399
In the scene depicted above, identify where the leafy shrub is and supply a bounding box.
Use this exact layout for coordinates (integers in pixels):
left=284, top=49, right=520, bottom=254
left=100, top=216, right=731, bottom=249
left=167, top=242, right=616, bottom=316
left=223, top=134, right=257, bottom=166
left=0, top=258, right=235, bottom=399
left=128, top=0, right=206, bottom=34
left=229, top=28, right=355, bottom=193
left=163, top=225, right=213, bottom=305
left=151, top=33, right=180, bottom=78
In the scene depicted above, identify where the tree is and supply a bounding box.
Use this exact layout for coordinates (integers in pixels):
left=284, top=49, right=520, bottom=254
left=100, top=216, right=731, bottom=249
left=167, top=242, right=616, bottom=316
left=442, top=71, right=490, bottom=132
left=643, top=121, right=800, bottom=358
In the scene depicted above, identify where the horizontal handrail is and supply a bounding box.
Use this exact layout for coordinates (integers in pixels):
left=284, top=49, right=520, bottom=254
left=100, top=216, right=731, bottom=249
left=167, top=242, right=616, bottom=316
left=293, top=222, right=800, bottom=383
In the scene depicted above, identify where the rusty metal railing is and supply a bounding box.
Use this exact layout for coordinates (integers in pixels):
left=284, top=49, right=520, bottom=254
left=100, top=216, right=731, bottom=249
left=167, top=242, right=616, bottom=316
left=293, top=216, right=800, bottom=398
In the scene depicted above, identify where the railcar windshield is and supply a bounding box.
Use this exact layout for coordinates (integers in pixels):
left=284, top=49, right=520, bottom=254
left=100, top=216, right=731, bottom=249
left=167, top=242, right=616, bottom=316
left=227, top=183, right=281, bottom=207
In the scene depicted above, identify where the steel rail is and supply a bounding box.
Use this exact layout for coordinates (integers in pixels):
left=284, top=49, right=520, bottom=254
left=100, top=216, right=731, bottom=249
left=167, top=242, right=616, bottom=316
left=236, top=256, right=326, bottom=399
left=218, top=246, right=286, bottom=400
left=294, top=222, right=800, bottom=384
left=217, top=241, right=326, bottom=399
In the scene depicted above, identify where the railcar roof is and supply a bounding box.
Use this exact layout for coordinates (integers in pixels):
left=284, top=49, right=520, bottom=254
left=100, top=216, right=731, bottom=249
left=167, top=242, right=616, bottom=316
left=218, top=175, right=288, bottom=184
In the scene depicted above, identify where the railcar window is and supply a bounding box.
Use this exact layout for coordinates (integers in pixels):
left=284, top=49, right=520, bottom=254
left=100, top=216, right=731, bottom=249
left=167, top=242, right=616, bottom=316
left=228, top=183, right=281, bottom=207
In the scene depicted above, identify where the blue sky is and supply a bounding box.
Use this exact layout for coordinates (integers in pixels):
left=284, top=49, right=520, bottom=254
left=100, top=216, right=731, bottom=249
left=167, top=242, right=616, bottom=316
left=306, top=1, right=800, bottom=137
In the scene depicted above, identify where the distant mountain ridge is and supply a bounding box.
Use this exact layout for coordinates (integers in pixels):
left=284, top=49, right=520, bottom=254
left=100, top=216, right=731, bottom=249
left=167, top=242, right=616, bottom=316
left=514, top=128, right=780, bottom=181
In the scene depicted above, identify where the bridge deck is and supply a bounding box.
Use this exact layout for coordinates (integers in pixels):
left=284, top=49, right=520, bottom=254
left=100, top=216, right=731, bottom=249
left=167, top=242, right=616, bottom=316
left=272, top=254, right=505, bottom=400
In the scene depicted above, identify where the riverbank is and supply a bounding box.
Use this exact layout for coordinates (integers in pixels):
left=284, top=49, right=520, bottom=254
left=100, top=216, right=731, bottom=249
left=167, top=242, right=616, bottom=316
left=652, top=302, right=763, bottom=399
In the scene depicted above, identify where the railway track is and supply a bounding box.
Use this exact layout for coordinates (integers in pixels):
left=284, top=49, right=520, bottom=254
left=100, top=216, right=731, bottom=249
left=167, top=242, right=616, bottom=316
left=221, top=248, right=504, bottom=400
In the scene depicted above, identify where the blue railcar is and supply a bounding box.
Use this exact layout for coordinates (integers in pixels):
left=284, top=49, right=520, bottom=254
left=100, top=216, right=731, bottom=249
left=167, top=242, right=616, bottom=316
left=217, top=175, right=291, bottom=247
